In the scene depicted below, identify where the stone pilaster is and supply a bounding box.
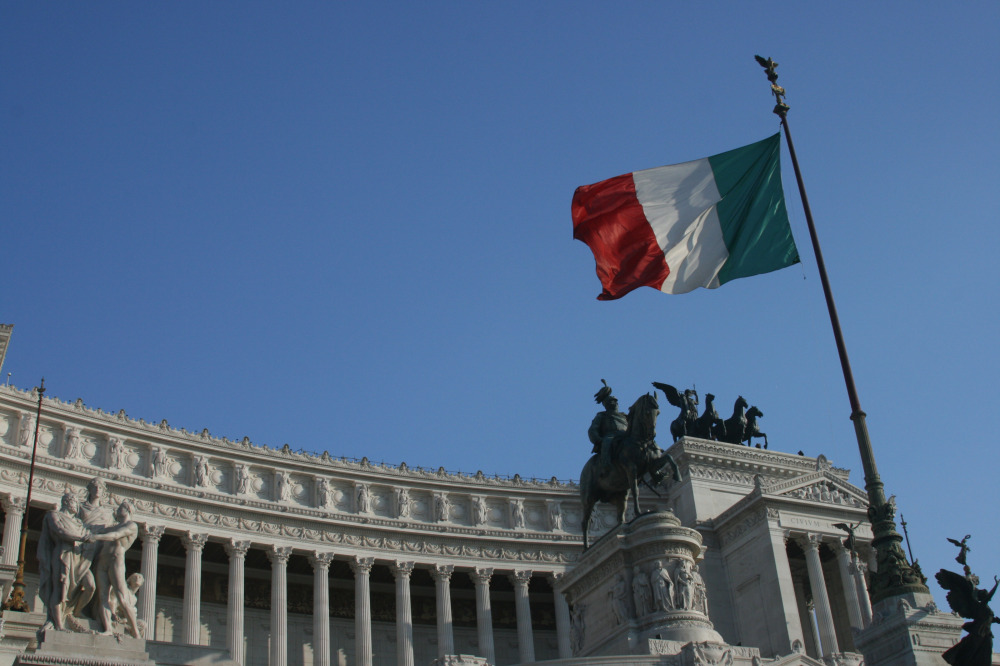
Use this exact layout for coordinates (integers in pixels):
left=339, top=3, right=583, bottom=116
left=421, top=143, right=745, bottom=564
left=510, top=570, right=535, bottom=663
left=310, top=552, right=335, bottom=666
left=181, top=532, right=208, bottom=645
left=470, top=567, right=496, bottom=665
left=138, top=524, right=164, bottom=639
left=1, top=495, right=25, bottom=566
left=350, top=556, right=374, bottom=666
left=267, top=545, right=292, bottom=666
left=802, top=534, right=839, bottom=656
left=391, top=561, right=415, bottom=666
left=430, top=564, right=455, bottom=658
left=548, top=573, right=572, bottom=659
left=224, top=539, right=251, bottom=666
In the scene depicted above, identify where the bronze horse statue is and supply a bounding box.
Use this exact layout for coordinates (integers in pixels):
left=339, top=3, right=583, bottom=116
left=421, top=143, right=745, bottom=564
left=692, top=392, right=725, bottom=440
left=717, top=395, right=749, bottom=445
left=744, top=406, right=767, bottom=448
left=580, top=392, right=681, bottom=549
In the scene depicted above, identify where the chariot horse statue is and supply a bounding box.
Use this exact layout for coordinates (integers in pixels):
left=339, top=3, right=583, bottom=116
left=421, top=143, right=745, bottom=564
left=580, top=391, right=681, bottom=549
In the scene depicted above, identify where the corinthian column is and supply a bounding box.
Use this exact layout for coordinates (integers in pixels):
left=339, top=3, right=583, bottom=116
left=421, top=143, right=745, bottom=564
left=350, top=556, right=374, bottom=666
left=138, top=524, right=164, bottom=639
left=548, top=573, right=572, bottom=659
left=430, top=564, right=455, bottom=658
left=225, top=539, right=251, bottom=665
left=834, top=542, right=864, bottom=632
left=268, top=546, right=292, bottom=666
left=510, top=570, right=535, bottom=663
left=391, top=561, right=415, bottom=666
left=470, top=567, right=496, bottom=665
left=801, top=534, right=839, bottom=656
left=181, top=532, right=208, bottom=645
left=310, top=552, right=335, bottom=666
left=1, top=495, right=25, bottom=566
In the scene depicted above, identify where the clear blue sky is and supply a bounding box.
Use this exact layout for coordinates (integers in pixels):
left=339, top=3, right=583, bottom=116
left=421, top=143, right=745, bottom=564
left=3, top=2, right=998, bottom=603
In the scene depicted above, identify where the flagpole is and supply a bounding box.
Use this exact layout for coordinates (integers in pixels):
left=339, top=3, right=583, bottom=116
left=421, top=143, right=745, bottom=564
left=755, top=56, right=929, bottom=605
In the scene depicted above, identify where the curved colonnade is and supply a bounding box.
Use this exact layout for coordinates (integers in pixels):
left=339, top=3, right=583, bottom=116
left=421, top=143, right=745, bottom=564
left=0, top=385, right=620, bottom=666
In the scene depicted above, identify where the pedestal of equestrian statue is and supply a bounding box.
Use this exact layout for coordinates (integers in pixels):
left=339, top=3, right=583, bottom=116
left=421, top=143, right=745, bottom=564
left=556, top=511, right=731, bottom=659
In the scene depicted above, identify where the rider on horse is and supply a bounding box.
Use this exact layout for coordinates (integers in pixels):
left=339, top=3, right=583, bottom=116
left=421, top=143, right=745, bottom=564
left=588, top=380, right=628, bottom=470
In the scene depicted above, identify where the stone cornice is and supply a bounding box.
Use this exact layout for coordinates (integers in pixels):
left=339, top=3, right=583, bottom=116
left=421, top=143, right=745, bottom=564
left=0, top=385, right=574, bottom=491
left=667, top=437, right=851, bottom=481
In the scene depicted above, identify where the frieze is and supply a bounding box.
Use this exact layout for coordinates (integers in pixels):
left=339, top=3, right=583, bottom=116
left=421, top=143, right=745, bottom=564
left=720, top=507, right=773, bottom=547
left=671, top=439, right=851, bottom=479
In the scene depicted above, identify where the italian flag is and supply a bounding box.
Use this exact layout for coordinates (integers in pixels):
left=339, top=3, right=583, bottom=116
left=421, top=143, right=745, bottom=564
left=572, top=134, right=799, bottom=300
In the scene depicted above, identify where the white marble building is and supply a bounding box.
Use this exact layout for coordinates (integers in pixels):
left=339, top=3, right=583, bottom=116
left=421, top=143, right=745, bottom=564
left=0, top=384, right=887, bottom=665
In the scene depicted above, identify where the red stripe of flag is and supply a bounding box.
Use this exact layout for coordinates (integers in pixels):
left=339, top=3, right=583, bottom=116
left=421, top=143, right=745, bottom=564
left=571, top=173, right=670, bottom=301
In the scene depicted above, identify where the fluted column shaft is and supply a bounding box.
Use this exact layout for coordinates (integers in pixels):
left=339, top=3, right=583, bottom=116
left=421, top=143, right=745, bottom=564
left=391, top=561, right=415, bottom=666
left=351, top=557, right=374, bottom=666
left=181, top=533, right=208, bottom=645
left=549, top=573, right=572, bottom=659
left=310, top=552, right=334, bottom=666
left=835, top=544, right=864, bottom=632
left=430, top=565, right=455, bottom=658
left=225, top=540, right=250, bottom=665
left=268, top=546, right=292, bottom=666
left=470, top=568, right=496, bottom=665
left=852, top=557, right=873, bottom=627
left=138, top=525, right=164, bottom=639
left=1, top=496, right=25, bottom=566
left=510, top=570, right=535, bottom=663
left=802, top=535, right=839, bottom=656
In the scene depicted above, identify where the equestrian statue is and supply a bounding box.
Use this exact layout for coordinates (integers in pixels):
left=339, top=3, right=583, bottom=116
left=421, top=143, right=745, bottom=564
left=580, top=381, right=681, bottom=549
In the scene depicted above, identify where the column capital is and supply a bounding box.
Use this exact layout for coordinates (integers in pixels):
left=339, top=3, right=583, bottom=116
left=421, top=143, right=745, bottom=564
left=268, top=545, right=292, bottom=564
left=309, top=551, right=335, bottom=570
left=182, top=532, right=208, bottom=551
left=509, top=569, right=533, bottom=588
left=470, top=567, right=493, bottom=585
left=391, top=561, right=415, bottom=579
left=2, top=494, right=26, bottom=513
left=351, top=555, right=374, bottom=576
left=801, top=533, right=824, bottom=551
left=547, top=572, right=565, bottom=586
left=225, top=539, right=251, bottom=559
left=430, top=563, right=454, bottom=583
left=141, top=524, right=165, bottom=542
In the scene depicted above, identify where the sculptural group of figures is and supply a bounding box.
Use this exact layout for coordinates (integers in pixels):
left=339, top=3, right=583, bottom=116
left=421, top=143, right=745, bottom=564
left=36, top=478, right=144, bottom=639
left=936, top=535, right=999, bottom=666
left=608, top=558, right=709, bottom=624
left=652, top=382, right=768, bottom=449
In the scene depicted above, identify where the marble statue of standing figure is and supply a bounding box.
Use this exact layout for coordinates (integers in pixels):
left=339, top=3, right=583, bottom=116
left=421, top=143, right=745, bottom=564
left=235, top=464, right=250, bottom=495
left=511, top=500, right=525, bottom=529
left=64, top=427, right=81, bottom=459
left=317, top=477, right=331, bottom=508
left=610, top=573, right=630, bottom=625
left=632, top=565, right=653, bottom=615
left=356, top=484, right=370, bottom=514
left=37, top=492, right=95, bottom=632
left=151, top=447, right=168, bottom=479
left=676, top=560, right=696, bottom=610
left=588, top=380, right=628, bottom=469
left=107, top=437, right=126, bottom=470
left=86, top=500, right=141, bottom=638
left=193, top=456, right=210, bottom=487
left=651, top=559, right=675, bottom=611
left=395, top=487, right=410, bottom=518
left=434, top=493, right=449, bottom=522
left=693, top=568, right=710, bottom=615
left=18, top=413, right=34, bottom=448
left=474, top=496, right=488, bottom=525
left=276, top=471, right=291, bottom=501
